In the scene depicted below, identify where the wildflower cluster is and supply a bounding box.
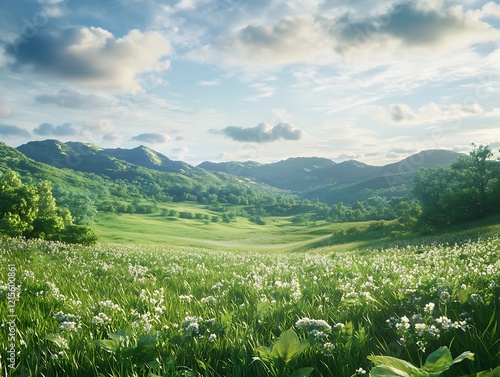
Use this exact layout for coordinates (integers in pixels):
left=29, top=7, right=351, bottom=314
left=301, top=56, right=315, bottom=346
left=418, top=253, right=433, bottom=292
left=53, top=311, right=82, bottom=333
left=387, top=303, right=469, bottom=351
left=91, top=299, right=123, bottom=327
left=295, top=317, right=343, bottom=355
left=178, top=316, right=223, bottom=341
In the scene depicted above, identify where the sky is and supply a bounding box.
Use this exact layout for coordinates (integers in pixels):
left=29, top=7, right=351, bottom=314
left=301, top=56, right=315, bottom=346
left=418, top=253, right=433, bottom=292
left=0, top=0, right=499, bottom=166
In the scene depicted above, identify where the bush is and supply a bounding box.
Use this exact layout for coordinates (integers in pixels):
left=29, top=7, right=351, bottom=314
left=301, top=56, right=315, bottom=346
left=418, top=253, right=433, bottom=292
left=61, top=224, right=98, bottom=245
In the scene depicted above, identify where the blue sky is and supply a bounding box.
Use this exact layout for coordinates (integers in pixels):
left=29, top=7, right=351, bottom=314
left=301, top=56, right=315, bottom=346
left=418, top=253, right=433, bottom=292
left=0, top=0, right=499, bottom=165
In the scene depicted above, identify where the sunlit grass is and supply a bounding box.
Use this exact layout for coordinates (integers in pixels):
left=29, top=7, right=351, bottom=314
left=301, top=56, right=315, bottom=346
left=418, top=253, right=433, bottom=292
left=0, top=234, right=498, bottom=376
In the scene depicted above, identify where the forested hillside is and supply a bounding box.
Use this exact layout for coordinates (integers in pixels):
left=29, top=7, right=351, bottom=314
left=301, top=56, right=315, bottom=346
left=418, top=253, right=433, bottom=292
left=1, top=141, right=499, bottom=244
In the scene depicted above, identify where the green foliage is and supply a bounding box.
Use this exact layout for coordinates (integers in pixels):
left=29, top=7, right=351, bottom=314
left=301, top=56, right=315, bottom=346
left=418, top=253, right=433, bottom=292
left=93, top=328, right=158, bottom=375
left=255, top=328, right=312, bottom=376
left=368, top=347, right=474, bottom=377
left=0, top=170, right=97, bottom=244
left=413, top=144, right=500, bottom=228
left=1, top=235, right=499, bottom=376
left=474, top=366, right=500, bottom=377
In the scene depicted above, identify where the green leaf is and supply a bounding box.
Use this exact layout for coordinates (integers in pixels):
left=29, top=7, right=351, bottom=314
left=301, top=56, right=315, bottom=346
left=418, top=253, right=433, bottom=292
left=342, top=321, right=354, bottom=338
left=421, top=346, right=453, bottom=375
left=197, top=359, right=207, bottom=371
left=370, top=365, right=411, bottom=377
left=108, top=328, right=131, bottom=345
left=289, top=367, right=315, bottom=377
left=451, top=350, right=474, bottom=365
left=255, top=346, right=273, bottom=363
left=270, top=328, right=309, bottom=364
left=123, top=333, right=157, bottom=364
left=476, top=366, right=500, bottom=377
left=457, top=289, right=469, bottom=304
left=368, top=356, right=424, bottom=377
left=256, top=301, right=269, bottom=320
left=92, top=339, right=120, bottom=353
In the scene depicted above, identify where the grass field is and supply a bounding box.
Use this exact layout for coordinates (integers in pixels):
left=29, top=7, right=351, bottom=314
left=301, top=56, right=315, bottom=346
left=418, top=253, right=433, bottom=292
left=1, top=226, right=499, bottom=376
left=92, top=210, right=339, bottom=251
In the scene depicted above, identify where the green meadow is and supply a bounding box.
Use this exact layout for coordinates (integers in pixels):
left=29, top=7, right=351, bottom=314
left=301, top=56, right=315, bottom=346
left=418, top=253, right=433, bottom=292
left=1, top=211, right=499, bottom=376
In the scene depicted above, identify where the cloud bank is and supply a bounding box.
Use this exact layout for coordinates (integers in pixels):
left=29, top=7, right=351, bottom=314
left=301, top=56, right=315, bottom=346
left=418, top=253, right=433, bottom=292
left=0, top=124, right=31, bottom=137
left=33, top=122, right=78, bottom=136
left=191, top=1, right=499, bottom=69
left=131, top=133, right=171, bottom=144
left=35, top=89, right=113, bottom=109
left=7, top=27, right=171, bottom=91
left=385, top=102, right=486, bottom=124
left=218, top=122, right=306, bottom=143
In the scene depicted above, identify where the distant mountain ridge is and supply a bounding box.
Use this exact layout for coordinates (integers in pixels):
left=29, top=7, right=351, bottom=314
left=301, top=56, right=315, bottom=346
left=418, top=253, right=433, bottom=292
left=198, top=149, right=460, bottom=192
left=10, top=140, right=461, bottom=204
left=17, top=140, right=200, bottom=177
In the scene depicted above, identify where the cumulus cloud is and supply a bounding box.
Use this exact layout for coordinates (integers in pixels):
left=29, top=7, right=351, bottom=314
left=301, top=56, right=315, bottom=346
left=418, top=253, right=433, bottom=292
left=35, top=88, right=113, bottom=109
left=389, top=104, right=418, bottom=123
left=6, top=26, right=171, bottom=91
left=0, top=124, right=31, bottom=137
left=191, top=1, right=499, bottom=69
left=388, top=147, right=415, bottom=154
left=33, top=122, right=78, bottom=136
left=131, top=133, right=171, bottom=144
left=385, top=102, right=486, bottom=124
left=217, top=122, right=306, bottom=143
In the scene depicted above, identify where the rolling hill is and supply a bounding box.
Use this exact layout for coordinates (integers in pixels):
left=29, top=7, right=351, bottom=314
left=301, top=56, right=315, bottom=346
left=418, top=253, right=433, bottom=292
left=5, top=140, right=461, bottom=205
left=199, top=150, right=460, bottom=196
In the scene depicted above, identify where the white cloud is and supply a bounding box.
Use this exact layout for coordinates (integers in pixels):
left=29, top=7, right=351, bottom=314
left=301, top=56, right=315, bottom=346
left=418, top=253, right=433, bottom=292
left=198, top=80, right=219, bottom=86
left=245, top=83, right=275, bottom=101
left=7, top=27, right=171, bottom=91
left=380, top=102, right=487, bottom=124
left=189, top=2, right=500, bottom=71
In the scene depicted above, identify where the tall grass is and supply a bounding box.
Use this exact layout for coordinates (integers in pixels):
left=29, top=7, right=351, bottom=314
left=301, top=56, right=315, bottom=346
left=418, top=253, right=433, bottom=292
left=0, top=235, right=498, bottom=376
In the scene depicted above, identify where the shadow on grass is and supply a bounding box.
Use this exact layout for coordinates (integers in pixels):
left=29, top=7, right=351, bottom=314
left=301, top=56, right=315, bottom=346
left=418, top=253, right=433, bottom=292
left=297, top=215, right=500, bottom=253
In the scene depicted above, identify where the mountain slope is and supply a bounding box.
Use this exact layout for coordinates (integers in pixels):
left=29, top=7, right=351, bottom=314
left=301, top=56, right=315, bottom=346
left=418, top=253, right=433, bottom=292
left=199, top=150, right=460, bottom=193
left=17, top=140, right=215, bottom=183
left=103, top=145, right=197, bottom=175
left=13, top=140, right=290, bottom=203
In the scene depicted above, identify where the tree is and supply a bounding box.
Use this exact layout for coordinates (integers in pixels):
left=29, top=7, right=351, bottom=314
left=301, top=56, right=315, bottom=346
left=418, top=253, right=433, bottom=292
left=452, top=143, right=495, bottom=215
left=0, top=171, right=39, bottom=236
left=0, top=170, right=97, bottom=244
left=30, top=181, right=65, bottom=239
left=412, top=143, right=500, bottom=228
left=54, top=187, right=98, bottom=225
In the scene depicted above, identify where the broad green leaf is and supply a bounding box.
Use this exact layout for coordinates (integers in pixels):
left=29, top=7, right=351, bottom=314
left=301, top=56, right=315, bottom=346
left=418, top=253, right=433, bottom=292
left=421, top=346, right=453, bottom=375
left=136, top=333, right=157, bottom=353
left=92, top=339, right=120, bottom=353
left=108, top=328, right=131, bottom=347
left=289, top=367, right=315, bottom=377
left=270, top=328, right=309, bottom=364
left=368, top=356, right=424, bottom=376
left=370, top=365, right=411, bottom=377
left=451, top=350, right=474, bottom=365
left=255, top=346, right=273, bottom=363
left=123, top=333, right=157, bottom=363
left=476, top=366, right=500, bottom=377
